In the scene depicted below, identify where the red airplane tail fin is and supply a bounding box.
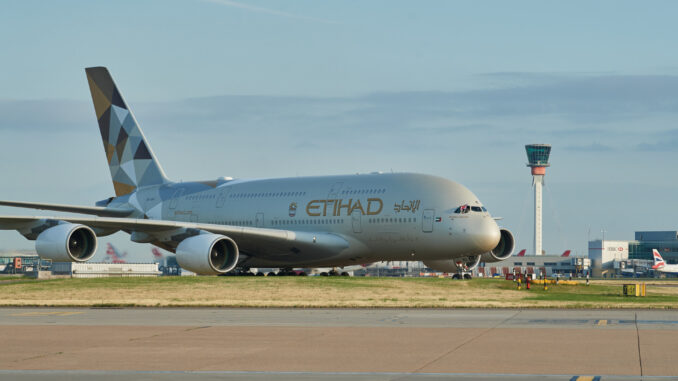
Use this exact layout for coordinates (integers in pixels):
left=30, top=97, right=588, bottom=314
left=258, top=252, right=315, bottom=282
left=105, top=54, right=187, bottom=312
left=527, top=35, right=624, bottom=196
left=561, top=250, right=571, bottom=257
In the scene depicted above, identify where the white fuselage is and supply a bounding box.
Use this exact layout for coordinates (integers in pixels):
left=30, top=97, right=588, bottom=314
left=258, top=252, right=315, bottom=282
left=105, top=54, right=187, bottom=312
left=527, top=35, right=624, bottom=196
left=118, top=172, right=501, bottom=268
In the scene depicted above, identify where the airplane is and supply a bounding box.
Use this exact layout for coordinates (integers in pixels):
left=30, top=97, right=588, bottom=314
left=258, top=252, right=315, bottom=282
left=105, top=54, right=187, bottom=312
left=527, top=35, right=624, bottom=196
left=652, top=249, right=678, bottom=275
left=151, top=247, right=164, bottom=263
left=0, top=67, right=514, bottom=277
left=105, top=243, right=127, bottom=264
left=561, top=250, right=571, bottom=257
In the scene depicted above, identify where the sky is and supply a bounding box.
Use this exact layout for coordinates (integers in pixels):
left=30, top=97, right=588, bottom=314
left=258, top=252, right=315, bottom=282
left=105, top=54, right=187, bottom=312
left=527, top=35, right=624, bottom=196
left=1, top=0, right=677, bottom=262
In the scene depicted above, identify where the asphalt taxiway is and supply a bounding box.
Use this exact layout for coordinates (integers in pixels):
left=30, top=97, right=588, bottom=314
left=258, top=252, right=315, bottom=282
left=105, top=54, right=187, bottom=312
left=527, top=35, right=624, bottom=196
left=1, top=308, right=677, bottom=380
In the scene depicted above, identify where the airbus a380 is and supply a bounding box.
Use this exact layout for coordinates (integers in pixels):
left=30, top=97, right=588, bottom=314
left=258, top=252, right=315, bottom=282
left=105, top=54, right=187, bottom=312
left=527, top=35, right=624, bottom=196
left=0, top=67, right=514, bottom=277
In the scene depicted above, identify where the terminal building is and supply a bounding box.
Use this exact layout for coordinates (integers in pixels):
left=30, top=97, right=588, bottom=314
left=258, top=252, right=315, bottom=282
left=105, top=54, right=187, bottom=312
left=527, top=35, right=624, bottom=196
left=629, top=231, right=678, bottom=262
left=589, top=231, right=678, bottom=277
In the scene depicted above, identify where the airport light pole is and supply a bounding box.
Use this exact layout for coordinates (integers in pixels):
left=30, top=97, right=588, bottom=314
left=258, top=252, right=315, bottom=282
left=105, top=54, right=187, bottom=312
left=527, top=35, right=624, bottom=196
left=525, top=144, right=551, bottom=256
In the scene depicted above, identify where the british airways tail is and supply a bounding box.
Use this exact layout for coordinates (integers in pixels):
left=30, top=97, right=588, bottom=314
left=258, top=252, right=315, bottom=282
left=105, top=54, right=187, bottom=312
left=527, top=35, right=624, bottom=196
left=652, top=249, right=666, bottom=269
left=86, top=67, right=170, bottom=196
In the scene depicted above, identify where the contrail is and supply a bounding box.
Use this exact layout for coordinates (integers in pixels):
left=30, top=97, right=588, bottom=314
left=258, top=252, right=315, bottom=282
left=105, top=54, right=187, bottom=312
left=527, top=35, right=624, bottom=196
left=202, top=0, right=338, bottom=24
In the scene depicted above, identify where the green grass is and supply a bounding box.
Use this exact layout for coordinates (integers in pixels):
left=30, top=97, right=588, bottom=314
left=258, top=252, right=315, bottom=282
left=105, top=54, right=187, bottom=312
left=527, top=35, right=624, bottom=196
left=0, top=276, right=676, bottom=308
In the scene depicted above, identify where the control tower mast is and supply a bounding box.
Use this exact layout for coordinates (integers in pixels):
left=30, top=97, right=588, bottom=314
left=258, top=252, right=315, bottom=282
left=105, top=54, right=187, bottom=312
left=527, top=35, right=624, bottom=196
left=525, top=144, right=551, bottom=256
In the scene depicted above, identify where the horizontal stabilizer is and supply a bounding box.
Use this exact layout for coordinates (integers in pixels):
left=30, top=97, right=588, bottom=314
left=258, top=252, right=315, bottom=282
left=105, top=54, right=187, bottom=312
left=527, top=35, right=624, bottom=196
left=0, top=200, right=134, bottom=217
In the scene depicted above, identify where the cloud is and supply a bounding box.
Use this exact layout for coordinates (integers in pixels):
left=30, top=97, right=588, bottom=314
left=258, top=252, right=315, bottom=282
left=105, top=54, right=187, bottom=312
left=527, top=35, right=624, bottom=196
left=201, top=0, right=337, bottom=24
left=3, top=74, right=678, bottom=155
left=634, top=129, right=678, bottom=152
left=563, top=142, right=614, bottom=152
left=0, top=99, right=90, bottom=131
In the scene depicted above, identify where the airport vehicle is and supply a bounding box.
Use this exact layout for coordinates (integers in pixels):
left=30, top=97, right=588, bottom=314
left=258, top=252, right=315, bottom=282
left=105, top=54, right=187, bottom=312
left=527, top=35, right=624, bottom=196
left=105, top=243, right=127, bottom=264
left=0, top=67, right=514, bottom=276
left=652, top=249, right=678, bottom=275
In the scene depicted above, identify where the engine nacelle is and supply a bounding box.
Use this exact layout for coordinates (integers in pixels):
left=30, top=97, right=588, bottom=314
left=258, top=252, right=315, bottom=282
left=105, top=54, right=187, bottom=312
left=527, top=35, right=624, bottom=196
left=480, top=228, right=515, bottom=263
left=175, top=234, right=239, bottom=275
left=424, top=255, right=481, bottom=273
left=35, top=223, right=98, bottom=262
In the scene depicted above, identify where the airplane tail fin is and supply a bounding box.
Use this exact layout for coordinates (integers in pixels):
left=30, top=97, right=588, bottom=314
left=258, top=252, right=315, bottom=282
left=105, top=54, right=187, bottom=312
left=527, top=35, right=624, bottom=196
left=652, top=249, right=666, bottom=269
left=516, top=249, right=526, bottom=257
left=561, top=250, right=571, bottom=257
left=86, top=67, right=169, bottom=197
left=151, top=247, right=163, bottom=259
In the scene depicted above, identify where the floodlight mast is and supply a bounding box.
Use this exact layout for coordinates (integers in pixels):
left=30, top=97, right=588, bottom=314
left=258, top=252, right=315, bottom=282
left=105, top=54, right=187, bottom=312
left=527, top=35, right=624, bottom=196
left=525, top=144, right=551, bottom=256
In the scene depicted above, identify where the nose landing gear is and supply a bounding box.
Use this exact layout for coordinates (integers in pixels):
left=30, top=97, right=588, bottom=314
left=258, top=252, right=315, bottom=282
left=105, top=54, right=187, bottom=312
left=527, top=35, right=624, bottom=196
left=452, top=261, right=472, bottom=280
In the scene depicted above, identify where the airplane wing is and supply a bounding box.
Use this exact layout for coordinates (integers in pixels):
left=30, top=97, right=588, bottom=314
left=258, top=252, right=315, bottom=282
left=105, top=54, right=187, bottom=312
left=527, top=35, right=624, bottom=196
left=0, top=215, right=350, bottom=262
left=0, top=200, right=134, bottom=217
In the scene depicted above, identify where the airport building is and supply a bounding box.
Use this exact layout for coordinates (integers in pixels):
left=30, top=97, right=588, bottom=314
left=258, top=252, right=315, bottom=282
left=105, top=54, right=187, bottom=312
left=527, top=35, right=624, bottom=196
left=477, top=254, right=589, bottom=278
left=588, top=231, right=678, bottom=277
left=51, top=262, right=161, bottom=278
left=629, top=231, right=678, bottom=262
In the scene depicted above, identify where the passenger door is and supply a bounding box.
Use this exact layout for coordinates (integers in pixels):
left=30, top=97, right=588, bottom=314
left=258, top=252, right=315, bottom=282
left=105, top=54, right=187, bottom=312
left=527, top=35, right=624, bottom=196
left=328, top=182, right=343, bottom=199
left=255, top=212, right=265, bottom=228
left=169, top=189, right=184, bottom=210
left=216, top=189, right=229, bottom=208
left=422, top=209, right=434, bottom=233
left=351, top=209, right=362, bottom=233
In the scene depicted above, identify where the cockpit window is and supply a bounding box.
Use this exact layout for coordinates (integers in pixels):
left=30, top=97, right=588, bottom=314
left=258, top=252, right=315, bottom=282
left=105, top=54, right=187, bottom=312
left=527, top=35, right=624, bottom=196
left=454, top=204, right=470, bottom=214
left=455, top=204, right=487, bottom=214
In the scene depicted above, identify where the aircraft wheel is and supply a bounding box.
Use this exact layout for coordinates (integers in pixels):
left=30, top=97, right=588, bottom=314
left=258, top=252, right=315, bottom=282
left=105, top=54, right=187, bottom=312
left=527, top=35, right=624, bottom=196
left=463, top=274, right=472, bottom=280
left=340, top=272, right=349, bottom=276
left=320, top=272, right=329, bottom=276
left=256, top=272, right=265, bottom=276
left=452, top=274, right=461, bottom=280
left=267, top=272, right=277, bottom=277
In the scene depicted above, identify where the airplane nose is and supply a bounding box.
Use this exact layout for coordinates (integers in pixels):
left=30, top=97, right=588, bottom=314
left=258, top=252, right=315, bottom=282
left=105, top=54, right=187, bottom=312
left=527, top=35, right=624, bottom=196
left=466, top=217, right=501, bottom=252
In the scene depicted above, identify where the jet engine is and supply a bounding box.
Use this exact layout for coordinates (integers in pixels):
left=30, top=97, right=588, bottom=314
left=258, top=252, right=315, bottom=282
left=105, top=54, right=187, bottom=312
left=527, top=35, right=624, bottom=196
left=424, top=255, right=481, bottom=273
left=479, top=228, right=515, bottom=263
left=35, top=223, right=98, bottom=262
left=175, top=234, right=239, bottom=275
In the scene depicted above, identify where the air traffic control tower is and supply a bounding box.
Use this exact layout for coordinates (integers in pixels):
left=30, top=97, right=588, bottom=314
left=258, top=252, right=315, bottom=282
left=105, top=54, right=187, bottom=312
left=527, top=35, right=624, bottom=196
left=525, top=144, right=552, bottom=255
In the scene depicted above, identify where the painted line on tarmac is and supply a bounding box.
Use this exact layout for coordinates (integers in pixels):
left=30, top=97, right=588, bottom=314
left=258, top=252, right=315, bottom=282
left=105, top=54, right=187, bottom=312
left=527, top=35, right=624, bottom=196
left=9, top=311, right=84, bottom=317
left=527, top=319, right=678, bottom=326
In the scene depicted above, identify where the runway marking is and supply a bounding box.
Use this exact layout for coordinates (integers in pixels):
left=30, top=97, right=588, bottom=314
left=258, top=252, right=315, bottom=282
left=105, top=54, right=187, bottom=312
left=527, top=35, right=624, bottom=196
left=526, top=319, right=678, bottom=326
left=9, top=311, right=84, bottom=317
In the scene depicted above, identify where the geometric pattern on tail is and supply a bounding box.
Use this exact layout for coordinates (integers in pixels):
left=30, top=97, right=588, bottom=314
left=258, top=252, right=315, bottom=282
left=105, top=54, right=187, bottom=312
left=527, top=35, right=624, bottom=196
left=86, top=66, right=168, bottom=196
